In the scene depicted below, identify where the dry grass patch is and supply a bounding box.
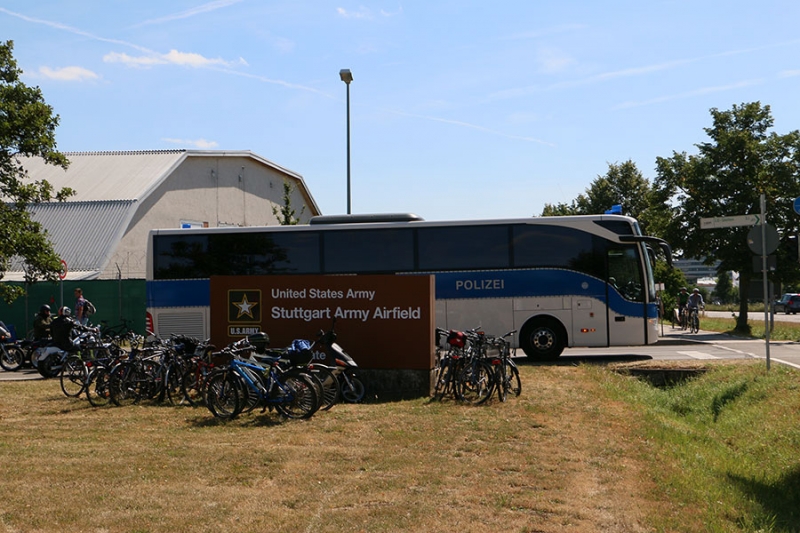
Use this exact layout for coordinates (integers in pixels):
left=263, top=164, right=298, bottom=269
left=0, top=364, right=664, bottom=533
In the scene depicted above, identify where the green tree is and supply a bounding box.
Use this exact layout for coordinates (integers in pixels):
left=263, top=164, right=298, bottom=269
left=0, top=40, right=73, bottom=303
left=541, top=160, right=656, bottom=232
left=712, top=272, right=737, bottom=305
left=271, top=179, right=305, bottom=225
left=651, top=102, right=800, bottom=333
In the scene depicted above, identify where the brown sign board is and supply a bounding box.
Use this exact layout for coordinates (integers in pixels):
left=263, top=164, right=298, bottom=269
left=209, top=275, right=435, bottom=370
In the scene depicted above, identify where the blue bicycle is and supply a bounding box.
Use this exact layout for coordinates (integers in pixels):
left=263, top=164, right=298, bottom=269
left=205, top=345, right=320, bottom=420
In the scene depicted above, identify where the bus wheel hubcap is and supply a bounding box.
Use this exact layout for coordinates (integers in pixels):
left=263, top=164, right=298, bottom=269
left=532, top=328, right=554, bottom=351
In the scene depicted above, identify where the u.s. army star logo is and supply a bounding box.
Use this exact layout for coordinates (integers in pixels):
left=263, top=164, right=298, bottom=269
left=228, top=290, right=261, bottom=322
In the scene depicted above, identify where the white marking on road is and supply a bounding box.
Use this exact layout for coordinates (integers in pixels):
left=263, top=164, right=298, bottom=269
left=678, top=350, right=718, bottom=360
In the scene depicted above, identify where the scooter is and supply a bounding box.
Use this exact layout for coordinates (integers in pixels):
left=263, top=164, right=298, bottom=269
left=311, top=319, right=365, bottom=403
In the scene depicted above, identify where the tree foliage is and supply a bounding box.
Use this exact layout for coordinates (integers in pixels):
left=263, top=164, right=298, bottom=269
left=0, top=40, right=72, bottom=303
left=271, top=179, right=305, bottom=225
left=651, top=102, right=800, bottom=332
left=541, top=160, right=656, bottom=232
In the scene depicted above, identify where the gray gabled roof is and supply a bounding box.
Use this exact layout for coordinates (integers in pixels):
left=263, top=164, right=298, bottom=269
left=7, top=200, right=135, bottom=280
left=15, top=150, right=320, bottom=213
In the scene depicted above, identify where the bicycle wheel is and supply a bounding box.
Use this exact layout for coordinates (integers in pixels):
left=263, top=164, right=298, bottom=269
left=109, top=362, right=143, bottom=407
left=456, top=359, right=494, bottom=405
left=164, top=363, right=185, bottom=405
left=495, top=362, right=508, bottom=403
left=0, top=345, right=24, bottom=371
left=180, top=361, right=206, bottom=407
left=86, top=366, right=112, bottom=407
left=60, top=356, right=88, bottom=397
left=205, top=370, right=241, bottom=419
left=310, top=365, right=340, bottom=410
left=433, top=359, right=452, bottom=400
left=504, top=360, right=522, bottom=397
left=275, top=373, right=319, bottom=419
left=691, top=312, right=700, bottom=334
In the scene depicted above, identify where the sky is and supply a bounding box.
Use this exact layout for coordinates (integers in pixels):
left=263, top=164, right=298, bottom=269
left=2, top=1, right=800, bottom=221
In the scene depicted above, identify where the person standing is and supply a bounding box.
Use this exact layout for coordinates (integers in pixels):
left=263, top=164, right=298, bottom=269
left=74, top=288, right=88, bottom=325
left=32, top=304, right=53, bottom=340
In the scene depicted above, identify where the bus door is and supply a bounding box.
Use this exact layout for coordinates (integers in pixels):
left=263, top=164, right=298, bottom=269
left=571, top=295, right=608, bottom=347
left=607, top=246, right=647, bottom=346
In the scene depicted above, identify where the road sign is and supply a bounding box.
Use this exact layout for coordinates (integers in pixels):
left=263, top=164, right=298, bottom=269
left=59, top=259, right=68, bottom=280
left=747, top=224, right=779, bottom=255
left=794, top=197, right=800, bottom=216
left=700, top=214, right=761, bottom=229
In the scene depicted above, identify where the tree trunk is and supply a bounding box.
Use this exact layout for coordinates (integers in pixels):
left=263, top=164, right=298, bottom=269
left=736, top=272, right=751, bottom=334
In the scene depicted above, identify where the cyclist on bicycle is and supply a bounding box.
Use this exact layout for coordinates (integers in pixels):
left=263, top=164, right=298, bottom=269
left=677, top=287, right=690, bottom=326
left=687, top=288, right=705, bottom=313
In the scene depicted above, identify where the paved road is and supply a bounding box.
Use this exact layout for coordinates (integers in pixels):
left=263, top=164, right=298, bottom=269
left=561, top=326, right=800, bottom=370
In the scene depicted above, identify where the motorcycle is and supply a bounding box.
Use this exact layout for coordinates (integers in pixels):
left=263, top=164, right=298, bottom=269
left=0, top=321, right=27, bottom=372
left=311, top=320, right=365, bottom=403
left=32, top=329, right=101, bottom=378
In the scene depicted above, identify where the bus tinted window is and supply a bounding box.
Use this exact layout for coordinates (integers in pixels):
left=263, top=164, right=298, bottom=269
left=323, top=228, right=414, bottom=273
left=153, top=234, right=209, bottom=279
left=418, top=225, right=510, bottom=271
left=512, top=225, right=604, bottom=278
left=153, top=231, right=321, bottom=278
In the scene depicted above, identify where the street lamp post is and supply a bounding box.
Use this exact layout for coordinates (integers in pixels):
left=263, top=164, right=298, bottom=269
left=339, top=68, right=353, bottom=214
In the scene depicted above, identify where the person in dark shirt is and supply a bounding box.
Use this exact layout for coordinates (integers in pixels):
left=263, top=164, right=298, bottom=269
left=50, top=306, right=95, bottom=351
left=32, top=305, right=53, bottom=340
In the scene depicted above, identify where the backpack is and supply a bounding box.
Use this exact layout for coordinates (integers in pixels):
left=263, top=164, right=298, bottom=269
left=84, top=300, right=96, bottom=316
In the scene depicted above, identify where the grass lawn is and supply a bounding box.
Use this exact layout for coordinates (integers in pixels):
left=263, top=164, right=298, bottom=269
left=1, top=359, right=798, bottom=532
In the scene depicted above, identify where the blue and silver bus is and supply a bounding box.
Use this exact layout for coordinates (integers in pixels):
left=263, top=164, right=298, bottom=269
left=146, top=214, right=671, bottom=359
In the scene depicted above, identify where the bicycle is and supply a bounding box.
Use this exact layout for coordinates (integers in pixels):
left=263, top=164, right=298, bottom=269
left=688, top=306, right=701, bottom=334
left=487, top=330, right=521, bottom=402
left=205, top=342, right=319, bottom=420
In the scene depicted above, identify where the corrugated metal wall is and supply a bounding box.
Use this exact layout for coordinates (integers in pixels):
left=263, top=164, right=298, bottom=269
left=0, top=279, right=146, bottom=340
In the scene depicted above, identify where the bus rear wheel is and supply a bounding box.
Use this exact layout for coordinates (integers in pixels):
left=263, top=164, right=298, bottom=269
left=520, top=319, right=565, bottom=360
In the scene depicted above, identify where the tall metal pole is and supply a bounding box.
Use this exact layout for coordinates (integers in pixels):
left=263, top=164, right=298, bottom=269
left=345, top=81, right=351, bottom=214
left=760, top=193, right=770, bottom=370
left=340, top=69, right=353, bottom=214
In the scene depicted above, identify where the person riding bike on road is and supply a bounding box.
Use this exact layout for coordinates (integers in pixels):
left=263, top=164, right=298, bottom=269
left=687, top=288, right=705, bottom=313
left=677, top=287, right=690, bottom=326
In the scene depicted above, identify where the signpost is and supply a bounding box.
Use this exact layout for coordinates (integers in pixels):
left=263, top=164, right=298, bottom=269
left=700, top=214, right=760, bottom=229
left=700, top=196, right=770, bottom=369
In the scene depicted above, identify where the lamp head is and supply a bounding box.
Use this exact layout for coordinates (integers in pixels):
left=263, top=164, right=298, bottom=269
left=339, top=69, right=353, bottom=84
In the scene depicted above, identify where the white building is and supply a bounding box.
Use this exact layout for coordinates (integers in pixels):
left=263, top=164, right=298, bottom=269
left=8, top=150, right=321, bottom=281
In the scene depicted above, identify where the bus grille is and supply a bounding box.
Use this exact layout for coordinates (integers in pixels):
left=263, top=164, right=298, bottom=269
left=156, top=311, right=206, bottom=339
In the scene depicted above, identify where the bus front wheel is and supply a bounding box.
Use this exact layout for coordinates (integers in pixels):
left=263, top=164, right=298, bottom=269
left=520, top=319, right=565, bottom=360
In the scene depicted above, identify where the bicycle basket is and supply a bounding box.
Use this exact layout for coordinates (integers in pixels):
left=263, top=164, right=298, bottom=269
left=447, top=330, right=466, bottom=348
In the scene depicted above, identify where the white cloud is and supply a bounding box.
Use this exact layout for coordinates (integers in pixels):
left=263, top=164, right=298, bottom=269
left=337, top=7, right=372, bottom=19
left=38, top=66, right=99, bottom=82
left=162, top=138, right=219, bottom=149
left=103, top=49, right=244, bottom=69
